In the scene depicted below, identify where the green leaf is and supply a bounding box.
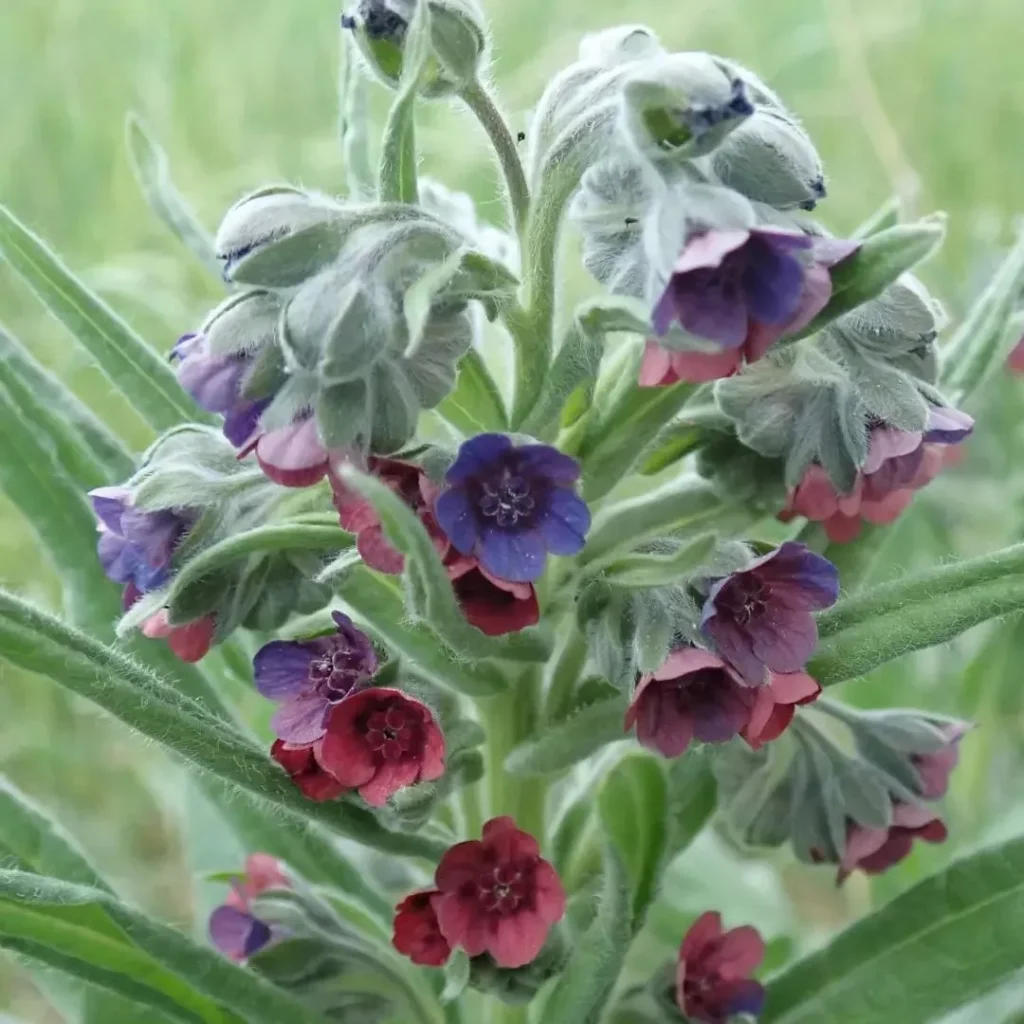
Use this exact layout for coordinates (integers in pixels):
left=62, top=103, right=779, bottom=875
left=441, top=949, right=470, bottom=1005
left=0, top=203, right=209, bottom=431
left=598, top=754, right=667, bottom=927
left=339, top=37, right=375, bottom=198
left=338, top=467, right=549, bottom=663
left=0, top=325, right=134, bottom=484
left=435, top=347, right=508, bottom=434
left=337, top=568, right=508, bottom=698
left=521, top=296, right=649, bottom=438
left=763, top=833, right=1024, bottom=1024
left=794, top=216, right=946, bottom=340
left=664, top=750, right=717, bottom=860
left=602, top=533, right=718, bottom=589
left=0, top=869, right=330, bottom=1024
left=940, top=226, right=1024, bottom=402
left=504, top=697, right=626, bottom=777
left=377, top=0, right=429, bottom=204
left=0, top=777, right=109, bottom=893
left=538, top=844, right=632, bottom=1024
left=125, top=114, right=220, bottom=276
left=852, top=196, right=901, bottom=239
left=0, top=590, right=446, bottom=861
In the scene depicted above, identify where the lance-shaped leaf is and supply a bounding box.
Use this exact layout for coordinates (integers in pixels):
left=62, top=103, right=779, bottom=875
left=764, top=833, right=1024, bottom=1024
left=664, top=750, right=717, bottom=861
left=0, top=869, right=329, bottom=1024
left=538, top=843, right=632, bottom=1024
left=601, top=533, right=718, bottom=589
left=0, top=591, right=446, bottom=861
left=0, top=778, right=110, bottom=892
left=0, top=326, right=134, bottom=485
left=337, top=466, right=549, bottom=663
left=505, top=696, right=627, bottom=777
left=125, top=114, right=220, bottom=276
left=0, top=204, right=208, bottom=431
left=436, top=347, right=508, bottom=434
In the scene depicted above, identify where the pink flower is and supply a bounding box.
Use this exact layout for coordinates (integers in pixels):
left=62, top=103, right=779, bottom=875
left=208, top=854, right=289, bottom=962
left=392, top=890, right=452, bottom=967
left=835, top=803, right=947, bottom=883
left=270, top=739, right=346, bottom=802
left=331, top=455, right=447, bottom=574
left=642, top=231, right=858, bottom=386
left=1008, top=335, right=1024, bottom=374
left=782, top=406, right=973, bottom=542
left=913, top=722, right=969, bottom=800
left=138, top=606, right=216, bottom=663
left=318, top=688, right=445, bottom=807
left=432, top=816, right=567, bottom=969
left=676, top=911, right=766, bottom=1024
left=243, top=417, right=330, bottom=488
left=740, top=670, right=821, bottom=749
left=446, top=553, right=540, bottom=636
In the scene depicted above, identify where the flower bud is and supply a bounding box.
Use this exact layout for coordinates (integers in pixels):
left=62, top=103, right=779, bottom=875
left=342, top=0, right=487, bottom=98
left=620, top=52, right=754, bottom=166
left=707, top=106, right=826, bottom=211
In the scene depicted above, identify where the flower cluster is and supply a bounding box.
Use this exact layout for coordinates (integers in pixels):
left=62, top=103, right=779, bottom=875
left=626, top=542, right=837, bottom=756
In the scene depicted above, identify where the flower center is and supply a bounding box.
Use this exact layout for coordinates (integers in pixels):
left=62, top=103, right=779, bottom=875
left=366, top=705, right=416, bottom=761
left=478, top=864, right=527, bottom=915
left=722, top=577, right=771, bottom=626
left=479, top=472, right=535, bottom=528
left=308, top=642, right=364, bottom=701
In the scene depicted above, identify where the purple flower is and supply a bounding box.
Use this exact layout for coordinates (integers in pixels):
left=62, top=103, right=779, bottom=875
left=208, top=854, right=288, bottom=962
left=434, top=434, right=590, bottom=584
left=922, top=404, right=974, bottom=445
left=700, top=541, right=839, bottom=685
left=171, top=333, right=268, bottom=447
left=913, top=721, right=970, bottom=800
left=253, top=612, right=378, bottom=744
left=89, top=486, right=191, bottom=593
left=652, top=229, right=858, bottom=354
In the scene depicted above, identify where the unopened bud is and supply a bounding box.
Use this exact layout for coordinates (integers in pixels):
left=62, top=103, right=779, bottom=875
left=200, top=289, right=282, bottom=357
left=620, top=52, right=754, bottom=165
left=708, top=106, right=826, bottom=210
left=215, top=187, right=349, bottom=288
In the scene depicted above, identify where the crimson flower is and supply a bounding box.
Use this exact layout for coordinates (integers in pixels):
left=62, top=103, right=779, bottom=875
left=392, top=890, right=452, bottom=967
left=432, top=816, right=566, bottom=969
left=271, top=739, right=346, bottom=802
left=676, top=911, right=766, bottom=1024
left=208, top=854, right=289, bottom=962
left=318, top=688, right=445, bottom=807
left=446, top=553, right=540, bottom=636
left=835, top=802, right=947, bottom=883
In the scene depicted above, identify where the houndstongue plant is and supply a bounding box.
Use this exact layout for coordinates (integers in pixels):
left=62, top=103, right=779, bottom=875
left=2, top=4, right=1024, bottom=1023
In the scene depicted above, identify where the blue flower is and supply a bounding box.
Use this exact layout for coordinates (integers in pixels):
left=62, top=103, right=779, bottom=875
left=434, top=434, right=590, bottom=583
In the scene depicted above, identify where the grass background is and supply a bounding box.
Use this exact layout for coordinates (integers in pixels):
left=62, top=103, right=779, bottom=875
left=1, top=0, right=1024, bottom=1019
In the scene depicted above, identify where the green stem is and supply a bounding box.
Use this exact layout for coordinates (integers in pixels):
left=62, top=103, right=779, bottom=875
left=460, top=80, right=530, bottom=237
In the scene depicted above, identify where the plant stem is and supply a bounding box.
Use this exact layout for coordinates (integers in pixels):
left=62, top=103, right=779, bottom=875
left=460, top=80, right=530, bottom=238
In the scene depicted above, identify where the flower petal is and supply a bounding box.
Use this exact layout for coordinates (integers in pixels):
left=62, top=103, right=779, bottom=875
left=539, top=488, right=590, bottom=556
left=253, top=640, right=317, bottom=701
left=434, top=488, right=479, bottom=555
left=271, top=690, right=330, bottom=745
left=489, top=910, right=550, bottom=969
left=445, top=433, right=513, bottom=485
left=359, top=759, right=421, bottom=807
left=478, top=527, right=547, bottom=583
left=680, top=911, right=723, bottom=963
left=255, top=418, right=329, bottom=487
left=208, top=906, right=259, bottom=961
left=514, top=445, right=582, bottom=485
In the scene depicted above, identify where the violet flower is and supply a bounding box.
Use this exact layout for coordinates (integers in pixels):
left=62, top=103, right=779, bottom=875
left=835, top=803, right=947, bottom=883
left=89, top=487, right=191, bottom=593
left=913, top=722, right=970, bottom=800
left=170, top=333, right=267, bottom=446
left=434, top=434, right=590, bottom=583
left=253, top=612, right=378, bottom=745
left=700, top=541, right=839, bottom=685
left=208, top=854, right=289, bottom=962
left=645, top=229, right=858, bottom=384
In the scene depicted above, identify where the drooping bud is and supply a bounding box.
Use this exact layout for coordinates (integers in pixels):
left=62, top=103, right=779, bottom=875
left=214, top=187, right=351, bottom=287
left=619, top=52, right=754, bottom=166
left=342, top=0, right=487, bottom=98
left=706, top=106, right=826, bottom=211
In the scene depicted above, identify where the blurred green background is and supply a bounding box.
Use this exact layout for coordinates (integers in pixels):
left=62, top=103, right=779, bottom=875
left=2, top=0, right=1023, bottom=1019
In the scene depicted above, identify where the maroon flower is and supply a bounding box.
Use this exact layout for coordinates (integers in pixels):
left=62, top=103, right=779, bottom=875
left=625, top=648, right=754, bottom=758
left=740, top=670, right=821, bottom=750
left=782, top=406, right=973, bottom=543
left=208, top=853, right=289, bottom=962
left=331, top=455, right=447, bottom=574
left=446, top=553, right=540, bottom=636
left=835, top=803, right=947, bottom=883
left=912, top=723, right=969, bottom=800
left=700, top=542, right=839, bottom=685
left=676, top=911, right=766, bottom=1024
left=318, top=688, right=445, bottom=807
left=271, top=739, right=346, bottom=802
left=392, top=890, right=452, bottom=967
left=432, top=817, right=566, bottom=969
left=643, top=230, right=858, bottom=385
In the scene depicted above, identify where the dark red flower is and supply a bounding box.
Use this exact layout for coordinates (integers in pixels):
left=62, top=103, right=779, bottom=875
left=676, top=911, right=765, bottom=1024
left=139, top=607, right=216, bottom=663
left=318, top=688, right=445, bottom=807
left=446, top=553, right=540, bottom=636
left=331, top=455, right=447, bottom=574
left=836, top=803, right=947, bottom=883
left=392, top=890, right=452, bottom=967
left=432, top=816, right=566, bottom=969
left=271, top=739, right=346, bottom=802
